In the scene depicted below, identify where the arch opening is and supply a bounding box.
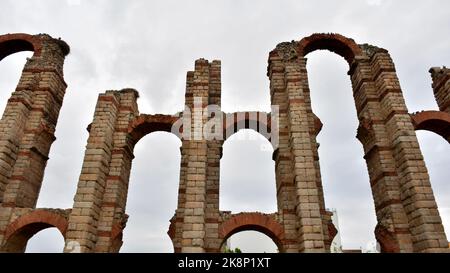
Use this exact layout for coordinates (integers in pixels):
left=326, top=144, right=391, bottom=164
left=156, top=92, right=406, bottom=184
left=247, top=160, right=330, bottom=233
left=0, top=51, right=33, bottom=118
left=219, top=129, right=276, bottom=213
left=120, top=131, right=181, bottom=252
left=25, top=227, right=65, bottom=253
left=222, top=231, right=279, bottom=253
left=306, top=50, right=378, bottom=252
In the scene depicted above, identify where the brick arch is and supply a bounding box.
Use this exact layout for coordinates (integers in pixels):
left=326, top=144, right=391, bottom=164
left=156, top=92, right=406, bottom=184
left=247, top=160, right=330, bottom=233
left=0, top=33, right=42, bottom=61
left=223, top=112, right=272, bottom=141
left=410, top=111, right=450, bottom=143
left=219, top=213, right=285, bottom=252
left=297, top=33, right=363, bottom=64
left=2, top=210, right=68, bottom=252
left=128, top=114, right=181, bottom=144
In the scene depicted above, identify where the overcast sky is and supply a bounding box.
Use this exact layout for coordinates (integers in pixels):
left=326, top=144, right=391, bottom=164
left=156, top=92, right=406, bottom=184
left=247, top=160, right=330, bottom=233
left=0, top=0, right=449, bottom=253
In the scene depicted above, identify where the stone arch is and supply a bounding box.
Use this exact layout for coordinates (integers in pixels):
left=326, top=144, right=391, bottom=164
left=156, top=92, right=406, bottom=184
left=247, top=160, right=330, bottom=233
left=129, top=114, right=181, bottom=144
left=410, top=111, right=450, bottom=143
left=267, top=32, right=450, bottom=252
left=219, top=213, right=285, bottom=252
left=0, top=33, right=42, bottom=61
left=2, top=210, right=68, bottom=252
left=297, top=33, right=363, bottom=64
left=223, top=112, right=272, bottom=142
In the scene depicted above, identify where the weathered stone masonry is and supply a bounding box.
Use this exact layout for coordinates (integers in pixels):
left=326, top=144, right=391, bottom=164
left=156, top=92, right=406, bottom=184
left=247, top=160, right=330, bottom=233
left=0, top=33, right=448, bottom=253
left=0, top=33, right=70, bottom=252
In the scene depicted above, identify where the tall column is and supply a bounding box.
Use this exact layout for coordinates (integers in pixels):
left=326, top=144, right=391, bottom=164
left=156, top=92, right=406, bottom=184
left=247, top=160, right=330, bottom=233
left=268, top=43, right=327, bottom=252
left=268, top=48, right=300, bottom=252
left=350, top=52, right=414, bottom=252
left=179, top=59, right=210, bottom=252
left=204, top=60, right=223, bottom=252
left=64, top=91, right=121, bottom=252
left=94, top=89, right=139, bottom=252
left=285, top=61, right=326, bottom=252
left=369, top=50, right=448, bottom=252
left=297, top=57, right=335, bottom=251
left=172, top=71, right=195, bottom=252
left=1, top=35, right=69, bottom=208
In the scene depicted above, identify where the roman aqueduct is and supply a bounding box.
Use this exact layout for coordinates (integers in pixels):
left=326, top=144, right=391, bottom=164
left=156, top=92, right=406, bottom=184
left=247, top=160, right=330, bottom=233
left=0, top=33, right=448, bottom=252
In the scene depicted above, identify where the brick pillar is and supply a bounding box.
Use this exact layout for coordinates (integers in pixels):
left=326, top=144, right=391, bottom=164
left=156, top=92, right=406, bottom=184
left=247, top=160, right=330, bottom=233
left=171, top=70, right=195, bottom=252
left=64, top=91, right=121, bottom=252
left=369, top=51, right=448, bottom=252
left=170, top=71, right=194, bottom=253
left=0, top=35, right=69, bottom=208
left=268, top=49, right=299, bottom=252
left=285, top=62, right=326, bottom=252
left=268, top=42, right=327, bottom=252
left=173, top=142, right=187, bottom=252
left=169, top=71, right=194, bottom=253
left=203, top=60, right=222, bottom=252
left=94, top=89, right=139, bottom=252
left=429, top=67, right=450, bottom=114
left=179, top=59, right=211, bottom=252
left=177, top=59, right=221, bottom=252
left=350, top=51, right=414, bottom=252
left=296, top=57, right=335, bottom=252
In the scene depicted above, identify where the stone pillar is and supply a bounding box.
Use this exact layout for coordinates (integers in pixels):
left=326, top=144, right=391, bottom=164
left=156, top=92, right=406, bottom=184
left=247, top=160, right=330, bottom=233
left=94, top=89, right=139, bottom=252
left=268, top=49, right=300, bottom=253
left=285, top=61, right=326, bottom=252
left=350, top=51, right=414, bottom=252
left=1, top=35, right=69, bottom=208
left=179, top=59, right=210, bottom=252
left=64, top=91, right=121, bottom=252
left=175, top=59, right=222, bottom=252
left=429, top=67, right=450, bottom=114
left=171, top=72, right=196, bottom=252
left=268, top=43, right=328, bottom=252
left=204, top=60, right=222, bottom=252
left=369, top=51, right=448, bottom=252
left=296, top=57, right=335, bottom=252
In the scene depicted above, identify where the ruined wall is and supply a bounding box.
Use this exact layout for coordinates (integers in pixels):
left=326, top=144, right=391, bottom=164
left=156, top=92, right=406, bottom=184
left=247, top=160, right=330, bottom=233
left=0, top=33, right=448, bottom=253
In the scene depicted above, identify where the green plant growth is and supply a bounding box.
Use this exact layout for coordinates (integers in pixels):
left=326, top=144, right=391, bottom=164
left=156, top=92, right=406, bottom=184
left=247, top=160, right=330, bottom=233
left=224, top=247, right=242, bottom=253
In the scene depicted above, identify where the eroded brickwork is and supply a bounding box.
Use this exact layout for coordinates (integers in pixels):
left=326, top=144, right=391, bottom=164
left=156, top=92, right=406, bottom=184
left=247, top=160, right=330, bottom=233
left=430, top=67, right=450, bottom=114
left=0, top=33, right=448, bottom=253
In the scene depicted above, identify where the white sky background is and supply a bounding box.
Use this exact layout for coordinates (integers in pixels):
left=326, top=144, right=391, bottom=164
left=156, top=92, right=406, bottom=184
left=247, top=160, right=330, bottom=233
left=0, top=0, right=449, bottom=252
